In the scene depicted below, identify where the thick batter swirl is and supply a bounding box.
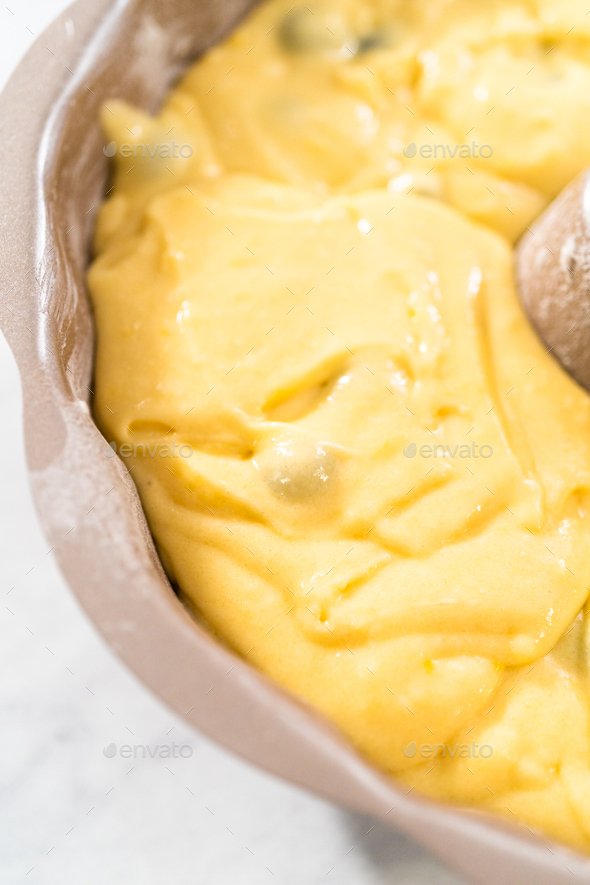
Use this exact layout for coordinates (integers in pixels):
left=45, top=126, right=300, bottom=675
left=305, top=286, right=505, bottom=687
left=89, top=0, right=590, bottom=851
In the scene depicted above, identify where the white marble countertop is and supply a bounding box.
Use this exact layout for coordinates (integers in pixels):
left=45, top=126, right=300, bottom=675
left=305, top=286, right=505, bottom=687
left=0, top=3, right=467, bottom=882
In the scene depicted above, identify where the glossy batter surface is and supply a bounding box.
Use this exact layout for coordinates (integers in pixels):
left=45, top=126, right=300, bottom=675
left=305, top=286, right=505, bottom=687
left=89, top=0, right=590, bottom=851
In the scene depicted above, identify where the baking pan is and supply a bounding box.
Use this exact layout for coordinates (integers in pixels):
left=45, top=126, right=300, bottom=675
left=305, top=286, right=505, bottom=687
left=1, top=2, right=589, bottom=882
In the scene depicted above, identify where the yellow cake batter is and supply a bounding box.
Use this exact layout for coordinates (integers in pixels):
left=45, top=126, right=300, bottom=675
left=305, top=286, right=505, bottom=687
left=89, top=0, right=590, bottom=851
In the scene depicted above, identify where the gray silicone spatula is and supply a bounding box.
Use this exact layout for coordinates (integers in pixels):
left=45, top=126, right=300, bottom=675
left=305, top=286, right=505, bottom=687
left=517, top=169, right=590, bottom=392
